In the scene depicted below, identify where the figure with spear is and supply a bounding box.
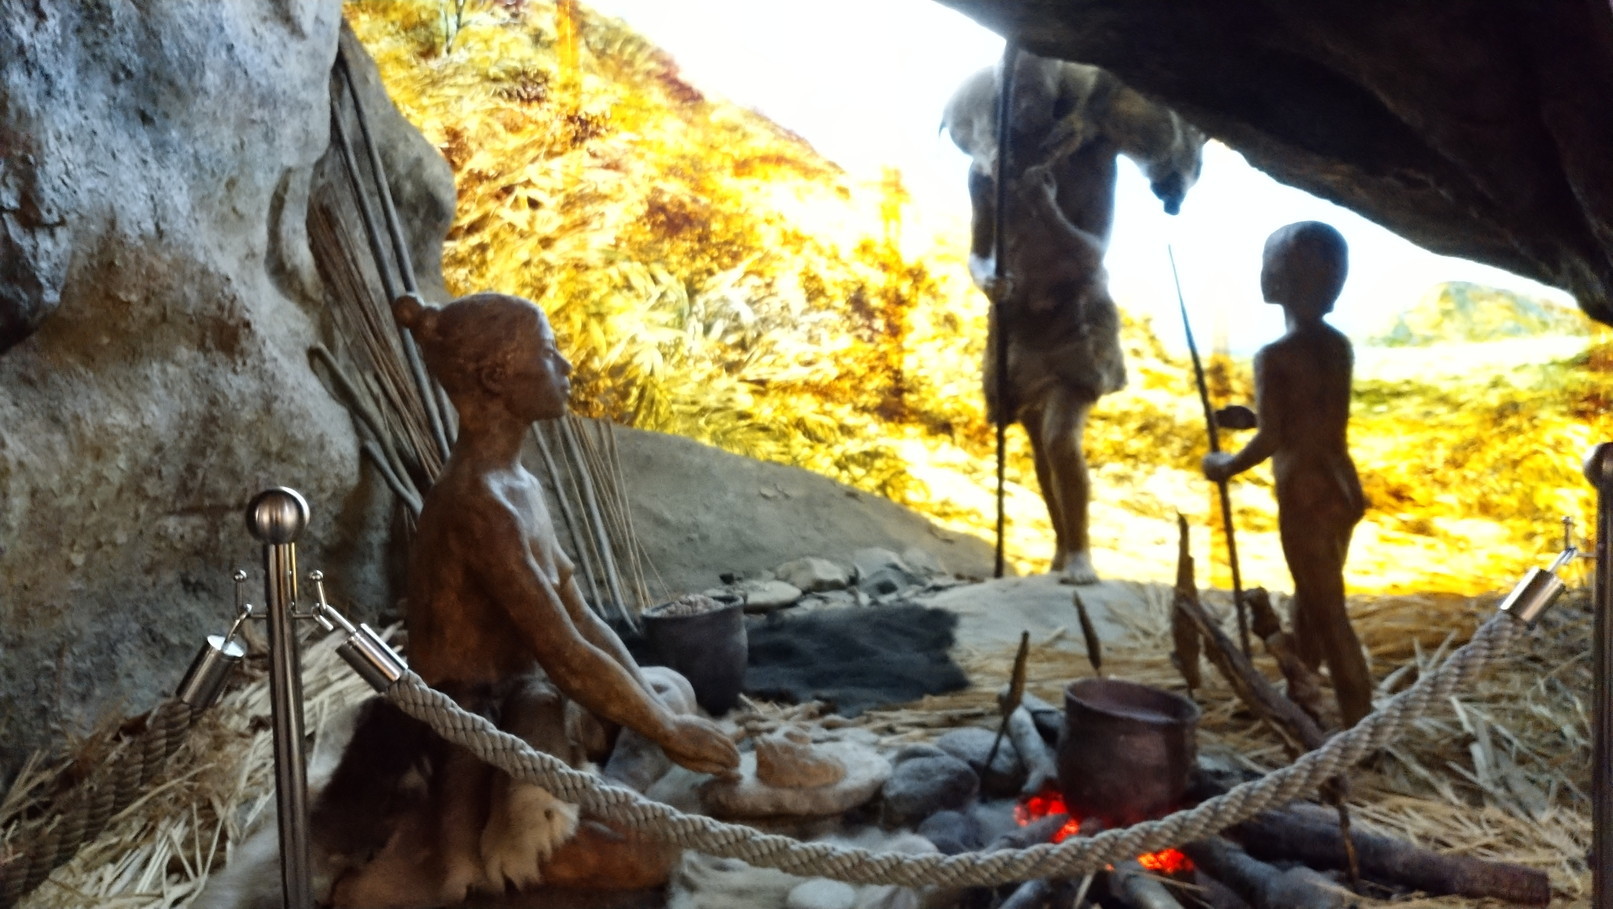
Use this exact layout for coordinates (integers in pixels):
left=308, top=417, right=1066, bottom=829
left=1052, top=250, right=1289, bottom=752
left=1199, top=221, right=1374, bottom=727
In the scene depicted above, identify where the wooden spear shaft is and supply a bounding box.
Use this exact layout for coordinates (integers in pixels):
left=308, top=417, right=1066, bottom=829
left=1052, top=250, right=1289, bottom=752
left=991, top=42, right=1019, bottom=579
left=1169, top=246, right=1250, bottom=657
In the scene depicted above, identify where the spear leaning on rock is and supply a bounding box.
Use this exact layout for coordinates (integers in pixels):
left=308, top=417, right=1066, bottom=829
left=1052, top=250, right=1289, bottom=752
left=1169, top=246, right=1250, bottom=657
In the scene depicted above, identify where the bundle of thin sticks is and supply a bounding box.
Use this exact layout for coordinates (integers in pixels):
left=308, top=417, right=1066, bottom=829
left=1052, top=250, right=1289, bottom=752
left=308, top=48, right=653, bottom=623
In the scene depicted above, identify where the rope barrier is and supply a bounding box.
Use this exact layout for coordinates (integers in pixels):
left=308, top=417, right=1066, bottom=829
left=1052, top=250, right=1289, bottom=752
left=0, top=604, right=1530, bottom=903
left=385, top=612, right=1524, bottom=888
left=0, top=699, right=200, bottom=907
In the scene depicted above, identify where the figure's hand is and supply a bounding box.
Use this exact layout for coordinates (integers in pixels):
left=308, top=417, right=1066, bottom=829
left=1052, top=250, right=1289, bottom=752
left=1202, top=451, right=1237, bottom=483
left=980, top=272, right=1017, bottom=304
left=1213, top=405, right=1257, bottom=431
left=660, top=715, right=741, bottom=777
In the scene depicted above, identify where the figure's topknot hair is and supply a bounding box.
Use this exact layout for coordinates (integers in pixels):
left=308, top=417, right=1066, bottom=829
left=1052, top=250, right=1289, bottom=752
left=391, top=292, right=547, bottom=398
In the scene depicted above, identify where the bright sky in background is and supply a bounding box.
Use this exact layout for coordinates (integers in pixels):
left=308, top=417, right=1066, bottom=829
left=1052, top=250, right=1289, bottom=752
left=582, top=0, right=1578, bottom=353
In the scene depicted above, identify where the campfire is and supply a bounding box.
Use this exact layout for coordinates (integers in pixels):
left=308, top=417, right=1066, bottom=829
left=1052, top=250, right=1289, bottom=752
left=1014, top=784, right=1195, bottom=875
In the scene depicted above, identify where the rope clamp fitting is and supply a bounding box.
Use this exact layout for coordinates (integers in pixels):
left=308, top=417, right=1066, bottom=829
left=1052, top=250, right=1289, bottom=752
left=1499, top=546, right=1576, bottom=627
left=307, top=570, right=409, bottom=691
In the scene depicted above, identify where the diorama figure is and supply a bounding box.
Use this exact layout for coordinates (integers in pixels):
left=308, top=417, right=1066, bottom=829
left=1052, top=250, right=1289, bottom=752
left=392, top=291, right=737, bottom=773
left=330, top=293, right=739, bottom=906
left=943, top=53, right=1205, bottom=584
left=979, top=161, right=1125, bottom=587
left=1200, top=222, right=1373, bottom=726
left=194, top=292, right=739, bottom=909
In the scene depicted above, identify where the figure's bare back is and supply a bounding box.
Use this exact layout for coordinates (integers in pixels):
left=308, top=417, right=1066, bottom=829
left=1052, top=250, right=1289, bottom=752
left=407, top=464, right=573, bottom=686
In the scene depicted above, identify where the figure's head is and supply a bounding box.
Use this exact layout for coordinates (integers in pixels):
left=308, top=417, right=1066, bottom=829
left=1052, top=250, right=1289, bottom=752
left=1261, top=221, right=1348, bottom=316
left=1141, top=120, right=1205, bottom=216
left=393, top=292, right=572, bottom=422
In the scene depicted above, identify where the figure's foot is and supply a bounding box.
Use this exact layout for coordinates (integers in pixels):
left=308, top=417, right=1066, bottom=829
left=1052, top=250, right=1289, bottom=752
left=480, top=781, right=580, bottom=890
left=1057, top=552, right=1100, bottom=586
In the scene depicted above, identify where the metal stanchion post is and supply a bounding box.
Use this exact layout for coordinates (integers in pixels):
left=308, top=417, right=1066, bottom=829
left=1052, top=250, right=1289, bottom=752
left=1587, top=444, right=1613, bottom=909
left=247, top=487, right=315, bottom=909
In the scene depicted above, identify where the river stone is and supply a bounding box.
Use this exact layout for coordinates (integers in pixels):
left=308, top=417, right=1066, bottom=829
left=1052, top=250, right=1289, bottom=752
left=879, top=748, right=979, bottom=827
left=786, top=879, right=857, bottom=909
left=776, top=556, right=853, bottom=593
left=740, top=579, right=804, bottom=612
left=915, top=809, right=985, bottom=855
left=756, top=728, right=847, bottom=789
left=935, top=725, right=1027, bottom=798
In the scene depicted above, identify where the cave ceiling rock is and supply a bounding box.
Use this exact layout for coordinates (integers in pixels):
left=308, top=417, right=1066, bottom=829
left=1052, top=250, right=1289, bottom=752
left=936, top=0, right=1613, bottom=323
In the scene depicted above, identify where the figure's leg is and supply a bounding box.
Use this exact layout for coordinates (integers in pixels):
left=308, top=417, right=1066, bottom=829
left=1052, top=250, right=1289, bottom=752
left=1023, top=403, right=1070, bottom=571
left=1282, top=517, right=1372, bottom=727
left=1039, top=387, right=1098, bottom=585
left=481, top=677, right=582, bottom=890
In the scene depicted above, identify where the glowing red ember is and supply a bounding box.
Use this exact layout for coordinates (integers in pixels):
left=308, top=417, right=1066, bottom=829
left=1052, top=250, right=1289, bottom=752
left=1015, top=786, right=1195, bottom=873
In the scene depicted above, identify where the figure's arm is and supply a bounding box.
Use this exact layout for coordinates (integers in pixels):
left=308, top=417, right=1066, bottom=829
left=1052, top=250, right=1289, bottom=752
left=557, top=571, right=649, bottom=684
left=466, top=512, right=738, bottom=774
left=967, top=164, right=999, bottom=290
left=1203, top=351, right=1282, bottom=481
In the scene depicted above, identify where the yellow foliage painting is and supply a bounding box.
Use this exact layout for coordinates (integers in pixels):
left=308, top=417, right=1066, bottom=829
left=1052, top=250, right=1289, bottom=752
left=346, top=0, right=1613, bottom=597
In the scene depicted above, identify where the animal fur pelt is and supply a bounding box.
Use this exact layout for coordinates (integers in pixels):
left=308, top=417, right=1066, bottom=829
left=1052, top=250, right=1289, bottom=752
left=740, top=604, right=969, bottom=716
left=667, top=827, right=935, bottom=909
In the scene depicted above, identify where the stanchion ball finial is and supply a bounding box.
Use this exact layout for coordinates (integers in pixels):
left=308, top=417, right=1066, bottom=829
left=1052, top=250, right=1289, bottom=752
left=1585, top=443, right=1613, bottom=487
left=246, top=487, right=310, bottom=544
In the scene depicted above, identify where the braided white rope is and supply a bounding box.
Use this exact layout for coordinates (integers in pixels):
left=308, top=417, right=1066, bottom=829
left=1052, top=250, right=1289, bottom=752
left=384, top=613, right=1522, bottom=888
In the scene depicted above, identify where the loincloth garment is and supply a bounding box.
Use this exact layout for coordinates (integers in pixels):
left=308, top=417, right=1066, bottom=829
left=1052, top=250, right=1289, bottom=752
left=983, top=288, right=1126, bottom=424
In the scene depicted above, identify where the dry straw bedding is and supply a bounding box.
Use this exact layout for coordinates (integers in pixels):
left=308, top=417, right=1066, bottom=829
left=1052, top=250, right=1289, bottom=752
left=6, top=585, right=1594, bottom=908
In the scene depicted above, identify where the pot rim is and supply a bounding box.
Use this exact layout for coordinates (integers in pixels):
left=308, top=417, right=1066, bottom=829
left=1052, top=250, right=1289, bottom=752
left=1063, top=676, right=1200, bottom=727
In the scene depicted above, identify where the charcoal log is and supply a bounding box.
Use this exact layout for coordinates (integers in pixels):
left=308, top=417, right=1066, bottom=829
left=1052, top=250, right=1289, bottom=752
left=1233, top=807, right=1550, bottom=905
left=1008, top=706, right=1059, bottom=795
left=1181, top=837, right=1349, bottom=909
left=1105, top=859, right=1186, bottom=909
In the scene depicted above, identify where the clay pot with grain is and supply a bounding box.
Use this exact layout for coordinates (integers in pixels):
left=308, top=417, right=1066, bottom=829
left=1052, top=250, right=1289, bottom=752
left=642, top=593, right=747, bottom=716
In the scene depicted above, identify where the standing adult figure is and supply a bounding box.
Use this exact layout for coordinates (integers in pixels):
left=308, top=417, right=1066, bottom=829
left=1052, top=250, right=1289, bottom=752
left=944, top=53, right=1206, bottom=584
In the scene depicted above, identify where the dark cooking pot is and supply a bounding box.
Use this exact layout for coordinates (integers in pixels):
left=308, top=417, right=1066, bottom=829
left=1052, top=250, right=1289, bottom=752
left=1055, top=677, right=1200, bottom=825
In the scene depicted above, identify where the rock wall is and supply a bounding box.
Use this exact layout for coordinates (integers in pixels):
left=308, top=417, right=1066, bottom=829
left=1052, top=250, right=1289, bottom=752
left=0, top=1, right=454, bottom=779
left=939, top=0, right=1613, bottom=322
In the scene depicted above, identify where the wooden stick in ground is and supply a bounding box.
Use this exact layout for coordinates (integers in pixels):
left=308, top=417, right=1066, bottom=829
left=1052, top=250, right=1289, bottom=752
left=1244, top=587, right=1329, bottom=727
left=1232, top=806, right=1552, bottom=906
left=986, top=631, right=1031, bottom=770
left=1171, top=514, right=1203, bottom=691
left=1180, top=837, right=1350, bottom=909
left=1171, top=515, right=1326, bottom=754
left=1072, top=591, right=1104, bottom=677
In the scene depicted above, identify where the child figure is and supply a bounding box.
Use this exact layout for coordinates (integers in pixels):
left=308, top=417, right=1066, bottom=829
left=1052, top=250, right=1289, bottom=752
left=1201, top=222, right=1372, bottom=727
